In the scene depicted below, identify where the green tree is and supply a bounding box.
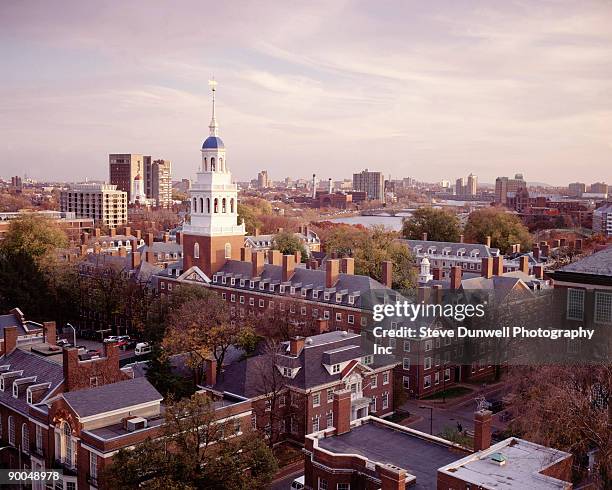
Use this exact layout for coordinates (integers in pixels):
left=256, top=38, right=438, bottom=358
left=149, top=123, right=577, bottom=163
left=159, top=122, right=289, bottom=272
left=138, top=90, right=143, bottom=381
left=237, top=203, right=262, bottom=235
left=464, top=208, right=532, bottom=253
left=401, top=207, right=461, bottom=242
left=272, top=230, right=307, bottom=260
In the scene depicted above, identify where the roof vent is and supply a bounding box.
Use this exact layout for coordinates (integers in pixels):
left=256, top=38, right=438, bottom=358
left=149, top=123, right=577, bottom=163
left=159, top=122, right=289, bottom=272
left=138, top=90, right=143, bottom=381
left=341, top=330, right=348, bottom=337
left=126, top=417, right=148, bottom=432
left=305, top=338, right=313, bottom=345
left=490, top=452, right=507, bottom=466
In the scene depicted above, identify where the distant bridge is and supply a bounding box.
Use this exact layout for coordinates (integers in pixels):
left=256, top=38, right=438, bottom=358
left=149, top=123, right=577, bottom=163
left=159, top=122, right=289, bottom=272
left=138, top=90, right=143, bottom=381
left=361, top=209, right=415, bottom=217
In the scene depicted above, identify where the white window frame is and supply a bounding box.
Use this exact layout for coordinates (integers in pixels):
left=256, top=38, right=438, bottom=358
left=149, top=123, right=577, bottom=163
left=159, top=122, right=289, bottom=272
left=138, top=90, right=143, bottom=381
left=567, top=288, right=585, bottom=321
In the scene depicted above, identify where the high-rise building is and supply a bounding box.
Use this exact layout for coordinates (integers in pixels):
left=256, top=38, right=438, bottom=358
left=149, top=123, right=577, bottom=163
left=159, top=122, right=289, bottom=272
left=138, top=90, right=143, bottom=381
left=257, top=170, right=270, bottom=189
left=590, top=182, right=608, bottom=194
left=593, top=203, right=612, bottom=237
left=151, top=159, right=172, bottom=208
left=60, top=183, right=127, bottom=227
left=182, top=80, right=245, bottom=276
left=467, top=173, right=477, bottom=196
left=109, top=153, right=144, bottom=202
left=455, top=177, right=466, bottom=196
left=568, top=182, right=586, bottom=197
left=353, top=169, right=385, bottom=201
left=495, top=173, right=525, bottom=204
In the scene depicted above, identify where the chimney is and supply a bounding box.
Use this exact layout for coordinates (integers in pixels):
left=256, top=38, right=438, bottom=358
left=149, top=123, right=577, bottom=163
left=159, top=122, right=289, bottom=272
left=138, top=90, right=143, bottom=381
left=252, top=251, right=265, bottom=277
left=124, top=226, right=131, bottom=237
left=381, top=261, right=393, bottom=288
left=289, top=336, right=305, bottom=356
left=316, top=319, right=329, bottom=334
left=485, top=235, right=491, bottom=248
left=474, top=409, right=493, bottom=451
left=205, top=358, right=217, bottom=386
left=541, top=244, right=550, bottom=257
left=519, top=255, right=529, bottom=275
left=110, top=228, right=117, bottom=237
left=131, top=251, right=141, bottom=269
left=459, top=234, right=464, bottom=243
left=510, top=244, right=517, bottom=254
left=81, top=232, right=89, bottom=245
left=294, top=250, right=302, bottom=264
left=417, top=286, right=430, bottom=304
left=422, top=232, right=428, bottom=241
left=450, top=265, right=462, bottom=290
left=94, top=243, right=101, bottom=254
left=43, top=321, right=56, bottom=346
left=309, top=259, right=319, bottom=270
left=333, top=389, right=352, bottom=435
left=79, top=244, right=88, bottom=256
left=268, top=249, right=282, bottom=266
left=118, top=247, right=127, bottom=257
left=241, top=247, right=251, bottom=262
left=176, top=232, right=182, bottom=245
left=532, top=245, right=540, bottom=260
left=340, top=257, right=354, bottom=275
left=282, top=255, right=296, bottom=282
left=432, top=267, right=442, bottom=280
left=94, top=228, right=101, bottom=238
left=515, top=243, right=521, bottom=254
left=145, top=232, right=154, bottom=247
left=379, top=466, right=407, bottom=490
left=432, top=284, right=443, bottom=304
left=135, top=229, right=142, bottom=240
left=493, top=256, right=504, bottom=276
left=62, top=347, right=80, bottom=390
left=163, top=233, right=170, bottom=243
left=254, top=227, right=260, bottom=237
left=2, top=326, right=18, bottom=356
left=130, top=238, right=138, bottom=252
left=146, top=250, right=155, bottom=264
left=533, top=265, right=544, bottom=280
left=326, top=259, right=340, bottom=288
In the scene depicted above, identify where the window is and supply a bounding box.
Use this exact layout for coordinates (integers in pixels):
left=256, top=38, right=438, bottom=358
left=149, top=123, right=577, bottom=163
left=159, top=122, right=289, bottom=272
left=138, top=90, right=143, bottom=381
left=435, top=371, right=440, bottom=385
left=348, top=314, right=354, bottom=324
left=249, top=298, right=254, bottom=306
left=382, top=371, right=389, bottom=384
left=425, top=340, right=432, bottom=351
left=259, top=299, right=265, bottom=308
left=371, top=375, right=377, bottom=388
left=403, top=357, right=411, bottom=370
left=63, top=422, right=73, bottom=466
left=444, top=368, right=451, bottom=381
left=313, top=290, right=319, bottom=299
left=36, top=425, right=42, bottom=452
left=362, top=355, right=373, bottom=365
left=265, top=399, right=272, bottom=411
left=282, top=367, right=292, bottom=377
left=312, top=392, right=321, bottom=407
left=312, top=415, right=320, bottom=432
left=567, top=288, right=585, bottom=320
left=361, top=317, right=367, bottom=327
left=424, top=375, right=432, bottom=388
left=319, top=479, right=328, bottom=490
left=22, top=423, right=29, bottom=453
left=403, top=340, right=411, bottom=352
left=224, top=243, right=231, bottom=259
left=327, top=388, right=335, bottom=402
left=230, top=294, right=236, bottom=302
left=269, top=301, right=275, bottom=309
left=239, top=295, right=245, bottom=304
left=595, top=292, right=612, bottom=324
left=324, top=310, right=330, bottom=320
left=337, top=484, right=350, bottom=490
left=403, top=376, right=410, bottom=390
left=8, top=415, right=15, bottom=445
left=193, top=242, right=200, bottom=259
left=89, top=376, right=99, bottom=388
left=382, top=392, right=389, bottom=409
left=251, top=414, right=257, bottom=430
left=301, top=306, right=307, bottom=316
left=221, top=292, right=226, bottom=300
left=89, top=451, right=98, bottom=481
left=335, top=312, right=342, bottom=322
left=424, top=357, right=432, bottom=370
left=331, top=364, right=341, bottom=374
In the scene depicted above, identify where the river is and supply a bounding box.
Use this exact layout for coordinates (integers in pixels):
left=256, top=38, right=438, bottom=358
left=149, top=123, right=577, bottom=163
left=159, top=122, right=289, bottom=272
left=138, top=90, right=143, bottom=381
left=327, top=214, right=409, bottom=231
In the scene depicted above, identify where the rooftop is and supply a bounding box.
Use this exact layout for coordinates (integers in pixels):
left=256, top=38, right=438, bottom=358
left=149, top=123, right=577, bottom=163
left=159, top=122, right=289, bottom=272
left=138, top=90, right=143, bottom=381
left=438, top=438, right=572, bottom=489
left=555, top=246, right=612, bottom=277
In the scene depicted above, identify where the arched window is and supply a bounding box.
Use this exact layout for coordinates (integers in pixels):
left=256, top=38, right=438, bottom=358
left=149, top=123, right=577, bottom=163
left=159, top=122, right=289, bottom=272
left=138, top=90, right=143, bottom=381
left=199, top=197, right=204, bottom=214
left=230, top=198, right=235, bottom=213
left=194, top=242, right=200, bottom=259
left=206, top=198, right=211, bottom=214
left=211, top=157, right=216, bottom=171
left=225, top=243, right=232, bottom=259
left=214, top=198, right=219, bottom=213
left=62, top=422, right=73, bottom=466
left=22, top=423, right=29, bottom=453
left=193, top=197, right=197, bottom=212
left=8, top=415, right=15, bottom=445
left=219, top=157, right=223, bottom=170
left=222, top=198, right=227, bottom=213
left=203, top=157, right=207, bottom=171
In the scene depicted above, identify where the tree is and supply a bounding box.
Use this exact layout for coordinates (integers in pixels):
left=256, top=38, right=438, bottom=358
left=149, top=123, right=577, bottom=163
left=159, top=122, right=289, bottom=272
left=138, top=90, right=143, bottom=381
left=401, top=207, right=461, bottom=242
left=101, top=394, right=277, bottom=489
left=464, top=208, right=532, bottom=253
left=146, top=346, right=194, bottom=400
left=272, top=230, right=307, bottom=260
left=237, top=203, right=262, bottom=235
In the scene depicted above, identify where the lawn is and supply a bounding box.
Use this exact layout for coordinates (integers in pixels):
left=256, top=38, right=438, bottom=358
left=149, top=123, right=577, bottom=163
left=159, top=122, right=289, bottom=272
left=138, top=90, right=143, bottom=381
left=422, top=386, right=473, bottom=400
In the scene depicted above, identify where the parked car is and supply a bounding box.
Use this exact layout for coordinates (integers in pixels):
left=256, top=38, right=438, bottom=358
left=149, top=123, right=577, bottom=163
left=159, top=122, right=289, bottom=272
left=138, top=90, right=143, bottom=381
left=56, top=339, right=70, bottom=347
left=103, top=336, right=119, bottom=343
left=135, top=342, right=152, bottom=356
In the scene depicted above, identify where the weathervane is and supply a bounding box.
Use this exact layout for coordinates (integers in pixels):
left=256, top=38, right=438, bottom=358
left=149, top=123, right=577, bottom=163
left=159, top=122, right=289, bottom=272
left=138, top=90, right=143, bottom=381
left=208, top=77, right=219, bottom=136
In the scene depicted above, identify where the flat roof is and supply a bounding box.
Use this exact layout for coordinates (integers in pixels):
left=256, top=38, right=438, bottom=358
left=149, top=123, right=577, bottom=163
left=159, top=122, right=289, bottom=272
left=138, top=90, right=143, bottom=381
left=438, top=438, right=572, bottom=489
left=318, top=420, right=468, bottom=489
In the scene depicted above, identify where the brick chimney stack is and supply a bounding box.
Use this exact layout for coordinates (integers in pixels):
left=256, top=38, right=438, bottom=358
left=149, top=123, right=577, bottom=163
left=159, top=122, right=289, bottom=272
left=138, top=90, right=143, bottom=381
left=134, top=229, right=142, bottom=240
left=124, top=226, right=131, bottom=237
left=252, top=251, right=265, bottom=277
left=110, top=228, right=117, bottom=237
left=432, top=267, right=442, bottom=280
left=94, top=228, right=101, bottom=238
left=289, top=336, right=305, bottom=356
left=422, top=232, right=428, bottom=241
left=118, top=247, right=127, bottom=257
left=432, top=284, right=443, bottom=304
left=145, top=232, right=154, bottom=247
left=294, top=250, right=302, bottom=264
left=485, top=235, right=491, bottom=248
left=176, top=232, right=182, bottom=245
left=532, top=245, right=540, bottom=260
left=474, top=409, right=493, bottom=451
left=43, top=321, right=56, bottom=346
left=450, top=265, right=462, bottom=290
left=130, top=238, right=138, bottom=253
left=241, top=247, right=251, bottom=262
left=326, top=259, right=340, bottom=288
left=459, top=234, right=464, bottom=243
left=131, top=251, right=141, bottom=269
left=417, top=286, right=431, bottom=304
left=81, top=232, right=89, bottom=245
left=316, top=319, right=329, bottom=334
left=340, top=257, right=354, bottom=275
left=2, top=326, right=18, bottom=356
left=519, top=255, right=529, bottom=275
left=533, top=265, right=544, bottom=280
left=379, top=466, right=407, bottom=490
left=381, top=261, right=393, bottom=288
left=268, top=249, right=282, bottom=266
left=205, top=358, right=217, bottom=386
left=145, top=250, right=155, bottom=264
left=282, top=254, right=296, bottom=282
left=493, top=256, right=504, bottom=276
left=333, top=389, right=352, bottom=435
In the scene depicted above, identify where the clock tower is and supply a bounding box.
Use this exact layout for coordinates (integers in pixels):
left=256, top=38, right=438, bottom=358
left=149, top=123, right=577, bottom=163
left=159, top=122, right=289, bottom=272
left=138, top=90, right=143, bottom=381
left=182, top=80, right=246, bottom=278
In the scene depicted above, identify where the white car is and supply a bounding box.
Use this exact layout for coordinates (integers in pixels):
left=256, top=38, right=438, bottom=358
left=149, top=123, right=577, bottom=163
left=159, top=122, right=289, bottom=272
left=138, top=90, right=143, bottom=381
left=135, top=342, right=152, bottom=356
left=290, top=476, right=304, bottom=490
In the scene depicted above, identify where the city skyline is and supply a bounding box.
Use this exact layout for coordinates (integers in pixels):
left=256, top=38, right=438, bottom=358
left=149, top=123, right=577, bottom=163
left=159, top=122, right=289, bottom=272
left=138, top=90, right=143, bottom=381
left=1, top=1, right=612, bottom=185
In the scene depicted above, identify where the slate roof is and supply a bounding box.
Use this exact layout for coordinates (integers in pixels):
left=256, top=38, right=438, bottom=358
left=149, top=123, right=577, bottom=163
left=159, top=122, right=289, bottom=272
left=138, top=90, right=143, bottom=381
left=556, top=246, right=612, bottom=276
left=214, top=260, right=390, bottom=310
left=62, top=376, right=162, bottom=419
left=0, top=349, right=64, bottom=415
left=142, top=242, right=183, bottom=255
left=402, top=239, right=500, bottom=257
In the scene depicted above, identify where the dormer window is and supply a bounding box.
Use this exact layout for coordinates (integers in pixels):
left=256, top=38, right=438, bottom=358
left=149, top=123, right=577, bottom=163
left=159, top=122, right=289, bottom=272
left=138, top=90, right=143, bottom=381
left=259, top=282, right=265, bottom=290
left=0, top=378, right=4, bottom=391
left=290, top=287, right=296, bottom=295
left=331, top=364, right=341, bottom=374
left=279, top=285, right=286, bottom=294
left=249, top=281, right=255, bottom=289
left=313, top=290, right=319, bottom=299
left=240, top=279, right=245, bottom=287
left=335, top=294, right=342, bottom=303
left=323, top=292, right=331, bottom=301
left=301, top=289, right=307, bottom=297
left=269, top=284, right=275, bottom=292
left=26, top=390, right=32, bottom=404
left=221, top=276, right=227, bottom=284
left=230, top=278, right=236, bottom=285
left=12, top=383, right=18, bottom=398
left=348, top=295, right=355, bottom=305
left=212, top=275, right=218, bottom=283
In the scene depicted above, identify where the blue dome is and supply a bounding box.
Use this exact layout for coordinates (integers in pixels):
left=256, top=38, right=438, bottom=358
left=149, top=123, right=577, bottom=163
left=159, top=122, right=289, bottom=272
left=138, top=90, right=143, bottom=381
left=202, top=136, right=225, bottom=150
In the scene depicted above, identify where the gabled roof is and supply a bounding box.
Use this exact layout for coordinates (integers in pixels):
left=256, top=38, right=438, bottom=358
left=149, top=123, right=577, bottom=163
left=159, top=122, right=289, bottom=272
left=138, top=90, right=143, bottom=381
left=62, top=377, right=162, bottom=419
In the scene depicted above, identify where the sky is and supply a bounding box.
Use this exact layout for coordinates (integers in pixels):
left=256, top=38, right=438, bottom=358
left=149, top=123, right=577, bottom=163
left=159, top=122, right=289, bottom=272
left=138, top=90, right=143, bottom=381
left=1, top=0, right=611, bottom=186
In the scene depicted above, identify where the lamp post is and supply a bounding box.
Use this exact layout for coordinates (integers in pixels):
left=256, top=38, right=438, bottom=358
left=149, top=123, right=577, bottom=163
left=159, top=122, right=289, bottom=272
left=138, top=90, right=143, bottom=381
left=66, top=323, right=77, bottom=348
left=420, top=405, right=433, bottom=435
